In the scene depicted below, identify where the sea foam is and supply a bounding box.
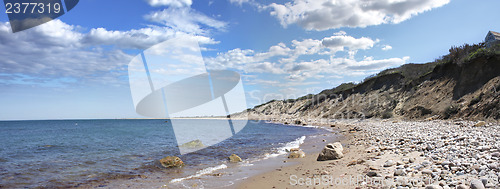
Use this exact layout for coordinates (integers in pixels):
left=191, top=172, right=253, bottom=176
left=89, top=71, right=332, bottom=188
left=169, top=164, right=228, bottom=183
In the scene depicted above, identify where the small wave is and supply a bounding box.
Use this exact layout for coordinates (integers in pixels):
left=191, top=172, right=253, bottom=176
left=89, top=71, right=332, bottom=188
left=263, top=136, right=306, bottom=159
left=169, top=164, right=228, bottom=183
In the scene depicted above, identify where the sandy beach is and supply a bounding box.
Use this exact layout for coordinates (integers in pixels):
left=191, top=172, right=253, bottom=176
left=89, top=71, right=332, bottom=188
left=238, top=119, right=500, bottom=189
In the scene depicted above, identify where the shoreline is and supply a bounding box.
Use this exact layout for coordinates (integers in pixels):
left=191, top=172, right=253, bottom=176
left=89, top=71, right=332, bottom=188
left=70, top=120, right=332, bottom=189
left=238, top=119, right=500, bottom=189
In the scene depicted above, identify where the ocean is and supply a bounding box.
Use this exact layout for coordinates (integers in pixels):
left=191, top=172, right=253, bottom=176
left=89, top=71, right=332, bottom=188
left=0, top=119, right=329, bottom=188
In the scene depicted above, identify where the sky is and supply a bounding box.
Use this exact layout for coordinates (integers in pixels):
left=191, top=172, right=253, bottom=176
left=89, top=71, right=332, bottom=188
left=1, top=0, right=500, bottom=120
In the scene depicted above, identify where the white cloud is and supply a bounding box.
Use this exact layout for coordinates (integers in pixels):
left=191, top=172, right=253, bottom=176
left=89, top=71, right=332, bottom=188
left=146, top=0, right=192, bottom=7
left=0, top=19, right=221, bottom=86
left=229, top=0, right=251, bottom=6
left=145, top=7, right=227, bottom=35
left=268, top=0, right=450, bottom=31
left=322, top=32, right=377, bottom=52
left=382, top=45, right=393, bottom=51
left=205, top=32, right=405, bottom=82
left=83, top=26, right=218, bottom=49
left=0, top=20, right=132, bottom=84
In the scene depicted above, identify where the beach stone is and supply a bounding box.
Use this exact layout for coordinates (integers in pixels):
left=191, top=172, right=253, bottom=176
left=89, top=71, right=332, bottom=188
left=159, top=156, right=184, bottom=168
left=402, top=158, right=410, bottom=164
left=479, top=178, right=488, bottom=186
left=422, top=169, right=433, bottom=175
left=470, top=179, right=485, bottom=189
left=367, top=171, right=378, bottom=177
left=491, top=152, right=500, bottom=158
left=394, top=169, right=406, bottom=176
left=179, top=139, right=204, bottom=148
left=317, top=142, right=343, bottom=161
left=425, top=185, right=443, bottom=189
left=288, top=150, right=305, bottom=159
left=474, top=121, right=486, bottom=127
left=384, top=160, right=395, bottom=167
left=456, top=184, right=469, bottom=189
left=228, top=154, right=242, bottom=163
left=409, top=158, right=416, bottom=163
left=441, top=160, right=452, bottom=166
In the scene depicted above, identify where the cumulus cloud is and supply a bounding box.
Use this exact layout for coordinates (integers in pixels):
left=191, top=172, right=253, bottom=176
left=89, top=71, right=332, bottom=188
left=322, top=32, right=377, bottom=52
left=382, top=45, right=393, bottom=51
left=268, top=0, right=450, bottom=31
left=205, top=32, right=406, bottom=82
left=145, top=7, right=227, bottom=35
left=229, top=0, right=251, bottom=6
left=146, top=0, right=192, bottom=7
left=0, top=20, right=131, bottom=83
left=83, top=26, right=218, bottom=49
left=0, top=19, right=220, bottom=86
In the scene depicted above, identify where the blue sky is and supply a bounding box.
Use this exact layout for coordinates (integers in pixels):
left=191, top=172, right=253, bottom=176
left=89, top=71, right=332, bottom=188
left=1, top=0, right=499, bottom=120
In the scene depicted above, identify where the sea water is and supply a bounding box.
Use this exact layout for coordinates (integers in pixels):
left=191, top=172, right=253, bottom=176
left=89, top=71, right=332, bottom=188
left=0, top=119, right=328, bottom=188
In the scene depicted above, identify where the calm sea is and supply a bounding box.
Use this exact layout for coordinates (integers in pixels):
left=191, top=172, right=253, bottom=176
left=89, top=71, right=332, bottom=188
left=0, top=119, right=327, bottom=188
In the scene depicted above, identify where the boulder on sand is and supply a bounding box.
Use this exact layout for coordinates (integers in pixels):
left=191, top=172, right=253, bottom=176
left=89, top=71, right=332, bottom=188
left=474, top=121, right=486, bottom=127
left=228, top=154, right=242, bottom=163
left=317, top=142, right=344, bottom=161
left=288, top=150, right=306, bottom=158
left=159, top=156, right=184, bottom=168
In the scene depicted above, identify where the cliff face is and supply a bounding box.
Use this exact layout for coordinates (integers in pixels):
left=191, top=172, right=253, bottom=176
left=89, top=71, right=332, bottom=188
left=235, top=48, right=500, bottom=121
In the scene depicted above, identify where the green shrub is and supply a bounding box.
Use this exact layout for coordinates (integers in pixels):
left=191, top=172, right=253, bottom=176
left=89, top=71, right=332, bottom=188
left=382, top=111, right=393, bottom=119
left=469, top=96, right=482, bottom=106
left=443, top=105, right=459, bottom=119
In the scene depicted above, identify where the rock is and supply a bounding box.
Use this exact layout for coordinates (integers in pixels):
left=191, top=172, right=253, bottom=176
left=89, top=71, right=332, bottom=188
left=491, top=152, right=500, bottom=157
left=288, top=150, right=305, bottom=159
left=394, top=169, right=406, bottom=176
left=480, top=178, right=489, bottom=186
left=409, top=158, right=416, bottom=163
left=159, top=156, right=184, bottom=168
left=470, top=179, right=485, bottom=189
left=384, top=160, right=395, bottom=167
left=369, top=166, right=379, bottom=170
left=425, top=185, right=443, bottom=189
left=422, top=160, right=431, bottom=166
left=228, top=154, right=242, bottom=163
left=289, top=148, right=300, bottom=152
left=441, top=160, right=452, bottom=166
left=422, top=169, right=433, bottom=175
left=317, top=142, right=343, bottom=161
left=456, top=184, right=469, bottom=189
left=367, top=171, right=378, bottom=177
left=474, top=121, right=486, bottom=127
left=488, top=163, right=498, bottom=170
left=402, top=158, right=410, bottom=164
left=179, top=139, right=204, bottom=148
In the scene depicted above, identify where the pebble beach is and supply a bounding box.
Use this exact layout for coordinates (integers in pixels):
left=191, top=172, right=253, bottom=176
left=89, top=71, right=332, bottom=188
left=239, top=119, right=500, bottom=189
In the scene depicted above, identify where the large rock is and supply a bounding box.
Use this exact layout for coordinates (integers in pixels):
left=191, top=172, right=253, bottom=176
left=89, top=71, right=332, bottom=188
left=317, top=142, right=344, bottom=161
left=288, top=150, right=306, bottom=158
left=228, top=154, right=242, bottom=163
left=179, top=139, right=204, bottom=148
left=470, top=179, right=485, bottom=189
left=159, top=156, right=184, bottom=168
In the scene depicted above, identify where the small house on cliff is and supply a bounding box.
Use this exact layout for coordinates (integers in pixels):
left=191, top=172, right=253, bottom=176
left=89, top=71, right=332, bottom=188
left=485, top=31, right=500, bottom=48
